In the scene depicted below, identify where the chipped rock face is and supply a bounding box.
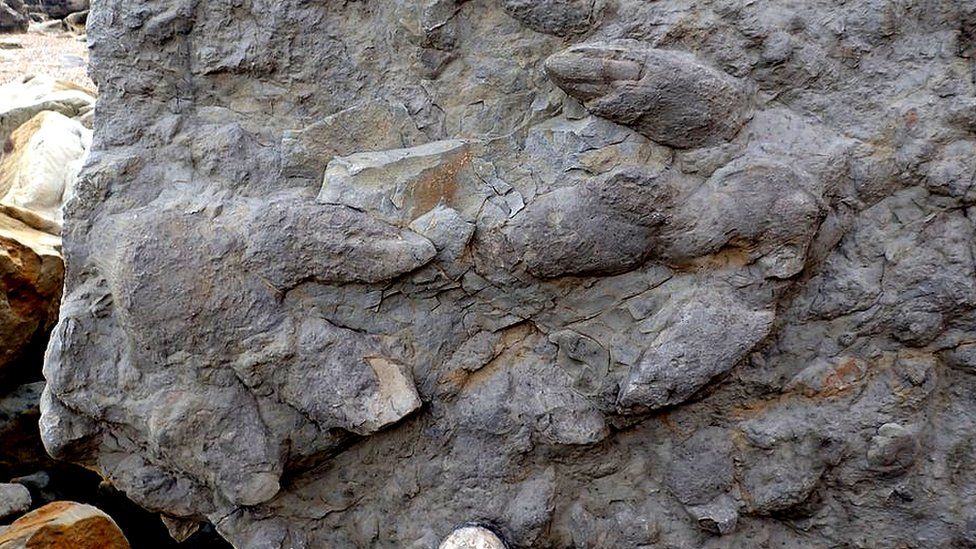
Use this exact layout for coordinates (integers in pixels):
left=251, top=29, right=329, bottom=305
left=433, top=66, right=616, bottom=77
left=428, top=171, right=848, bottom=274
left=40, top=0, right=976, bottom=547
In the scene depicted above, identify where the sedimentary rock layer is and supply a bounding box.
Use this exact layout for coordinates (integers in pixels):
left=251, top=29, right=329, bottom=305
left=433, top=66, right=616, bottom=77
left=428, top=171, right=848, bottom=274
left=43, top=0, right=976, bottom=547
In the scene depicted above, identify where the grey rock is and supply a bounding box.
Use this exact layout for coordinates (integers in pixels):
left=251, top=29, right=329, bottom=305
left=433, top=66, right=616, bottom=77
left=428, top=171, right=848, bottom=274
left=685, top=494, right=739, bottom=536
left=318, top=139, right=487, bottom=227
left=500, top=0, right=599, bottom=37
left=619, top=287, right=774, bottom=410
left=943, top=343, right=976, bottom=374
left=281, top=101, right=425, bottom=180
left=506, top=168, right=678, bottom=278
left=23, top=0, right=86, bottom=20
left=741, top=437, right=825, bottom=516
left=62, top=8, right=83, bottom=32
left=867, top=423, right=917, bottom=475
left=408, top=205, right=475, bottom=266
left=666, top=427, right=734, bottom=506
left=0, top=483, right=30, bottom=521
left=665, top=157, right=823, bottom=278
left=242, top=198, right=438, bottom=287
left=37, top=0, right=976, bottom=547
left=546, top=40, right=752, bottom=148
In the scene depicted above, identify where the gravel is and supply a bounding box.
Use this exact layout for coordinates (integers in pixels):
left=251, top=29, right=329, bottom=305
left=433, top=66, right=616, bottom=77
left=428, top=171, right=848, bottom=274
left=0, top=30, right=92, bottom=89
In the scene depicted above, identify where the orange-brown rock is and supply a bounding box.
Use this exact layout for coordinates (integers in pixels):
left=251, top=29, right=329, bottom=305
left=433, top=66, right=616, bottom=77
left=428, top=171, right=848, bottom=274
left=0, top=501, right=129, bottom=549
left=0, top=212, right=62, bottom=387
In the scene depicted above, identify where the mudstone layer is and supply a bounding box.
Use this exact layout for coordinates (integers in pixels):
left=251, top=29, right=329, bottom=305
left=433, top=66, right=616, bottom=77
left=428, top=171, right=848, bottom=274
left=43, top=0, right=976, bottom=547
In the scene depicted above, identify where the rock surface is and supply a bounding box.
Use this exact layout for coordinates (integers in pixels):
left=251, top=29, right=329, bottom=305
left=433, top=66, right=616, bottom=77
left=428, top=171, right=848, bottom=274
left=0, top=501, right=129, bottom=548
left=0, top=76, right=95, bottom=145
left=0, top=75, right=89, bottom=387
left=0, top=110, right=90, bottom=230
left=41, top=0, right=976, bottom=547
left=22, top=0, right=86, bottom=20
left=0, top=483, right=30, bottom=522
left=0, top=213, right=62, bottom=386
left=0, top=1, right=27, bottom=34
left=439, top=526, right=507, bottom=549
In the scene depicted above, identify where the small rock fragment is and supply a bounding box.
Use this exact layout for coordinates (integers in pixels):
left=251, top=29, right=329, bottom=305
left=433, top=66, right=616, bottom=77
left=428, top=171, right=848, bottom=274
left=440, top=526, right=507, bottom=549
left=686, top=494, right=739, bottom=535
left=408, top=205, right=475, bottom=265
left=318, top=139, right=486, bottom=226
left=355, top=357, right=423, bottom=435
left=867, top=423, right=916, bottom=475
left=280, top=101, right=424, bottom=180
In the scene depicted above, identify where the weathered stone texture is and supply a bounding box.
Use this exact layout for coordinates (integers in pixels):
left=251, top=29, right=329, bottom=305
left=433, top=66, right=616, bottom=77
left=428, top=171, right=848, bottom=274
left=0, top=501, right=129, bottom=549
left=42, top=0, right=976, bottom=547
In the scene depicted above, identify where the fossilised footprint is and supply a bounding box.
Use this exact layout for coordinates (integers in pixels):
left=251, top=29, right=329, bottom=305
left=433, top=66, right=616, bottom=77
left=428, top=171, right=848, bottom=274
left=545, top=40, right=753, bottom=149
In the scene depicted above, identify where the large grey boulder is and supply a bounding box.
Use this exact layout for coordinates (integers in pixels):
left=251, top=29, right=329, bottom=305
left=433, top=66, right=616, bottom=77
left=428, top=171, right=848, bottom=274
left=41, top=0, right=976, bottom=547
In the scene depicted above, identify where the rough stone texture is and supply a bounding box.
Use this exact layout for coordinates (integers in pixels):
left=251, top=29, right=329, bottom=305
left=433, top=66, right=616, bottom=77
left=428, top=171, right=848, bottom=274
left=0, top=76, right=90, bottom=386
left=0, top=213, right=62, bottom=386
left=42, top=0, right=976, bottom=547
left=0, top=501, right=129, bottom=548
left=546, top=40, right=753, bottom=148
left=0, top=484, right=30, bottom=522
